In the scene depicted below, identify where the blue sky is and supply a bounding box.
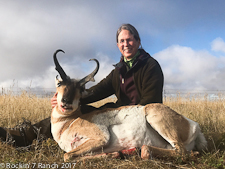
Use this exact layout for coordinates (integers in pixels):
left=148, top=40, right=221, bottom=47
left=0, top=0, right=225, bottom=93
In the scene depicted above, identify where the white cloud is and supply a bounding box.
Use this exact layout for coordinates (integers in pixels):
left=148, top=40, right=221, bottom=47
left=154, top=44, right=225, bottom=91
left=1, top=1, right=225, bottom=94
left=211, top=37, right=225, bottom=53
left=0, top=1, right=119, bottom=91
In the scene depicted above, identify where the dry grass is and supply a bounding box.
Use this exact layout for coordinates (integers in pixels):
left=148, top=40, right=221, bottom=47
left=0, top=91, right=51, bottom=128
left=164, top=94, right=225, bottom=134
left=0, top=92, right=225, bottom=168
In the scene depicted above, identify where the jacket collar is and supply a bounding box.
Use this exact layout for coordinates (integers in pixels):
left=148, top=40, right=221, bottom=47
left=113, top=49, right=150, bottom=69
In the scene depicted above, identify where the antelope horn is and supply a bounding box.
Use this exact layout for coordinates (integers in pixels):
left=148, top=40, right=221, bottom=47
left=79, top=59, right=99, bottom=86
left=53, top=49, right=68, bottom=81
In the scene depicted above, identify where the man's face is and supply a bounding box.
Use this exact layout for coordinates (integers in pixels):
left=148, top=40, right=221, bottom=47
left=117, top=29, right=140, bottom=60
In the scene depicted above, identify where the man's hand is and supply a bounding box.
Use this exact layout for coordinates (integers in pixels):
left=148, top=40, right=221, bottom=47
left=51, top=92, right=58, bottom=109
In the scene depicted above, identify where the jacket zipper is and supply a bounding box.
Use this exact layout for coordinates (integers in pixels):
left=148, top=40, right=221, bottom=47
left=122, top=78, right=124, bottom=84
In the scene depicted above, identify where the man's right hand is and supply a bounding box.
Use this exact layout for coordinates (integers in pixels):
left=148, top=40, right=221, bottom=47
left=51, top=92, right=58, bottom=109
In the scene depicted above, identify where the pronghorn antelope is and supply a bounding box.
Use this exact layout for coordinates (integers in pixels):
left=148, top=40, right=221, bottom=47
left=51, top=49, right=207, bottom=162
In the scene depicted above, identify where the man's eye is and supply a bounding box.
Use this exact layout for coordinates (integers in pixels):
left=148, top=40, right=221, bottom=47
left=120, top=40, right=124, bottom=43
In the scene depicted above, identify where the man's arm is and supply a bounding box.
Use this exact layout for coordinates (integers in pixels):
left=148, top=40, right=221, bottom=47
left=138, top=60, right=164, bottom=105
left=80, top=70, right=115, bottom=104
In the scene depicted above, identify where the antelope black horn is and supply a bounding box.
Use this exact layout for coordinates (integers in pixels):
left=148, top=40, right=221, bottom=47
left=53, top=49, right=68, bottom=81
left=79, top=59, right=99, bottom=86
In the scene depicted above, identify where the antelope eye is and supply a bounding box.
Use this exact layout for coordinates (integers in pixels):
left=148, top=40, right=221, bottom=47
left=57, top=83, right=61, bottom=87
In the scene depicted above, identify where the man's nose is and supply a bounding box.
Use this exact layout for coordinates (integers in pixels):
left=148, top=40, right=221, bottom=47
left=124, top=40, right=129, bottom=46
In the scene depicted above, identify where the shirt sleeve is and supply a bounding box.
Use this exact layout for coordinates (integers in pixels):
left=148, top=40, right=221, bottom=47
left=80, top=70, right=115, bottom=104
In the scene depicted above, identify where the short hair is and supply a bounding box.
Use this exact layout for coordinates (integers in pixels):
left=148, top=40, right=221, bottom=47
left=116, top=24, right=141, bottom=43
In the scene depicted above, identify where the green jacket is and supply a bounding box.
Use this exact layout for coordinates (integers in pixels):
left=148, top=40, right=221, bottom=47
left=81, top=49, right=164, bottom=106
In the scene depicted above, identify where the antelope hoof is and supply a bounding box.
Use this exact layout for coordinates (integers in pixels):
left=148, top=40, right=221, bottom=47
left=190, top=151, right=199, bottom=157
left=107, top=152, right=121, bottom=159
left=174, top=143, right=187, bottom=156
left=141, top=145, right=150, bottom=160
left=64, top=153, right=73, bottom=162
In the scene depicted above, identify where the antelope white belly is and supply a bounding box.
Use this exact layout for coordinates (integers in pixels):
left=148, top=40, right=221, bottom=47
left=92, top=106, right=172, bottom=153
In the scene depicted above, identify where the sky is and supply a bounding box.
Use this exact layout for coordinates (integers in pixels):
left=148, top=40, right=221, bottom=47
left=0, top=0, right=225, bottom=94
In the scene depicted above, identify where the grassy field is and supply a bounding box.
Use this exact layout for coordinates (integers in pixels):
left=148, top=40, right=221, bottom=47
left=0, top=92, right=225, bottom=168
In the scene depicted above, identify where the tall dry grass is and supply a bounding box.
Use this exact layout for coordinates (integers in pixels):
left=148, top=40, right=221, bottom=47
left=0, top=91, right=225, bottom=168
left=165, top=94, right=225, bottom=133
left=0, top=91, right=52, bottom=128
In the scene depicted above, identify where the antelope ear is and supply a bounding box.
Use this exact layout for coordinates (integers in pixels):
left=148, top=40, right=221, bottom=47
left=55, top=75, right=62, bottom=88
